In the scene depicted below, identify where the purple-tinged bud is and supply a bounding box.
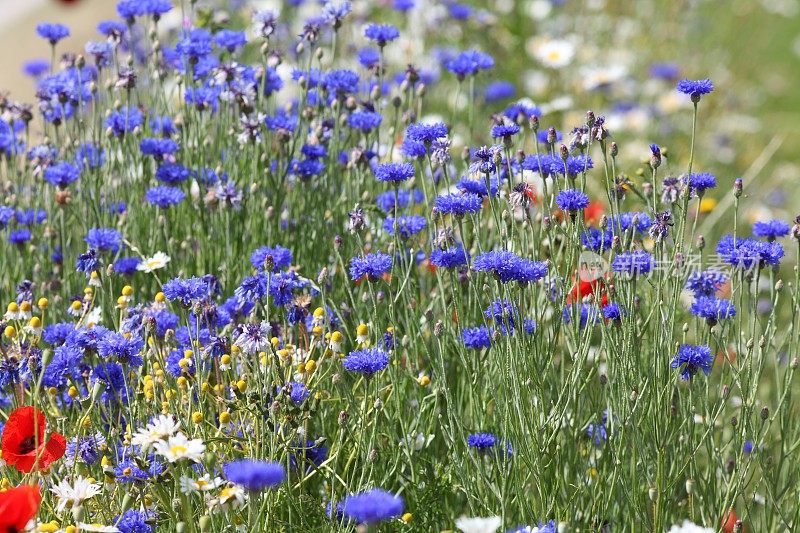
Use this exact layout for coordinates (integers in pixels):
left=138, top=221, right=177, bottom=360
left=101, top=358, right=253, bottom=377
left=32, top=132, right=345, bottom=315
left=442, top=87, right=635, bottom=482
left=733, top=178, right=743, bottom=198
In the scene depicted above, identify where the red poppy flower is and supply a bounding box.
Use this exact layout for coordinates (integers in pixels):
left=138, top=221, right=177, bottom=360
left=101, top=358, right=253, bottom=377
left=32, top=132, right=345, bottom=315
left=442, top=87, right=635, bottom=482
left=0, top=484, right=41, bottom=532
left=567, top=276, right=609, bottom=307
left=722, top=508, right=742, bottom=533
left=1, top=406, right=66, bottom=473
left=584, top=201, right=605, bottom=225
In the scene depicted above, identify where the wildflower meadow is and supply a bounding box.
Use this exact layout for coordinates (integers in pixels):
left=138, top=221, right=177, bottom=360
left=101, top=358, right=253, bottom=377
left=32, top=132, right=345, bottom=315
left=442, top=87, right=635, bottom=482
left=1, top=0, right=799, bottom=531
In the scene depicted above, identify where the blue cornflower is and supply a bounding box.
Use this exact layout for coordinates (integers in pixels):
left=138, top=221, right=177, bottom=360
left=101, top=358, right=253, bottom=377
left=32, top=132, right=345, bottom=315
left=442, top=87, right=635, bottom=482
left=676, top=78, right=714, bottom=101
left=503, top=102, right=541, bottom=122
left=472, top=251, right=548, bottom=284
left=14, top=209, right=47, bottom=226
left=269, top=270, right=308, bottom=306
left=343, top=348, right=390, bottom=376
left=587, top=417, right=608, bottom=447
left=558, top=155, right=594, bottom=176
left=156, top=163, right=190, bottom=184
left=350, top=253, right=392, bottom=281
left=448, top=2, right=472, bottom=18
left=430, top=245, right=469, bottom=269
left=357, top=47, right=380, bottom=69
left=106, top=107, right=143, bottom=137
left=41, top=344, right=83, bottom=389
left=115, top=509, right=153, bottom=533
left=75, top=249, right=100, bottom=274
left=150, top=115, right=176, bottom=137
left=612, top=212, right=653, bottom=234
left=445, top=49, right=494, bottom=79
left=176, top=28, right=213, bottom=61
left=563, top=304, right=600, bottom=329
left=753, top=219, right=790, bottom=241
left=555, top=189, right=590, bottom=212
left=85, top=41, right=113, bottom=68
left=348, top=111, right=382, bottom=132
left=462, top=326, right=492, bottom=349
left=458, top=176, right=498, bottom=197
left=43, top=322, right=75, bottom=345
left=364, top=23, right=400, bottom=46
left=162, top=277, right=209, bottom=306
left=117, top=0, right=173, bottom=20
left=375, top=189, right=423, bottom=212
left=671, top=344, right=714, bottom=380
left=85, top=228, right=122, bottom=254
left=374, top=162, right=414, bottom=183
left=322, top=69, right=360, bottom=96
left=0, top=206, right=14, bottom=229
left=398, top=137, right=424, bottom=159
left=214, top=29, right=247, bottom=52
left=98, top=332, right=144, bottom=366
left=44, top=161, right=80, bottom=188
left=383, top=215, right=427, bottom=239
left=650, top=62, right=680, bottom=80
left=467, top=432, right=497, bottom=450
left=22, top=59, right=50, bottom=78
left=484, top=80, right=515, bottom=102
left=581, top=228, right=612, bottom=252
left=114, top=257, right=141, bottom=275
left=611, top=251, right=654, bottom=275
left=406, top=122, right=448, bottom=144
left=716, top=235, right=784, bottom=270
left=685, top=270, right=728, bottom=297
left=224, top=460, right=286, bottom=491
left=435, top=193, right=482, bottom=216
left=36, top=23, right=70, bottom=44
left=602, top=303, right=625, bottom=322
left=97, top=20, right=127, bottom=38
left=300, top=144, right=327, bottom=159
left=323, top=1, right=352, bottom=26
left=185, top=85, right=221, bottom=113
left=75, top=143, right=105, bottom=171
left=686, top=172, right=716, bottom=196
left=341, top=489, right=404, bottom=524
left=491, top=122, right=520, bottom=139
left=140, top=138, right=178, bottom=159
left=66, top=434, right=105, bottom=467
left=145, top=186, right=185, bottom=208
left=249, top=245, right=293, bottom=271
left=265, top=111, right=298, bottom=133
left=485, top=299, right=517, bottom=334
left=114, top=455, right=164, bottom=482
left=691, top=297, right=736, bottom=324
left=92, top=361, right=130, bottom=403
left=288, top=381, right=310, bottom=404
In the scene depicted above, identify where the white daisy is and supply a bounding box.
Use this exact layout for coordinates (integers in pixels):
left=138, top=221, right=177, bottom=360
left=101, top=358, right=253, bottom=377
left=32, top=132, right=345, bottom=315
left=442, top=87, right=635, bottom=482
left=153, top=432, right=206, bottom=463
left=137, top=251, right=171, bottom=273
left=131, top=414, right=181, bottom=450
left=50, top=476, right=102, bottom=512
left=211, top=484, right=248, bottom=510
left=455, top=516, right=503, bottom=533
left=180, top=474, right=225, bottom=494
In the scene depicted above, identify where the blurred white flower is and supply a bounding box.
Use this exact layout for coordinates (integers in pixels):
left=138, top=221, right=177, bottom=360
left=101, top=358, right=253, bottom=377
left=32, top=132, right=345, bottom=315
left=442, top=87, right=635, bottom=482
left=456, top=516, right=503, bottom=533
left=530, top=38, right=575, bottom=68
left=666, top=520, right=714, bottom=533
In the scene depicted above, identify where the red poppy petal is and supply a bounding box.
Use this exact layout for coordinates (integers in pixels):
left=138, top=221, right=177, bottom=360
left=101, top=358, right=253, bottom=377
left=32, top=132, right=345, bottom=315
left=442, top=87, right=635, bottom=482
left=0, top=484, right=41, bottom=530
left=41, top=432, right=68, bottom=468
